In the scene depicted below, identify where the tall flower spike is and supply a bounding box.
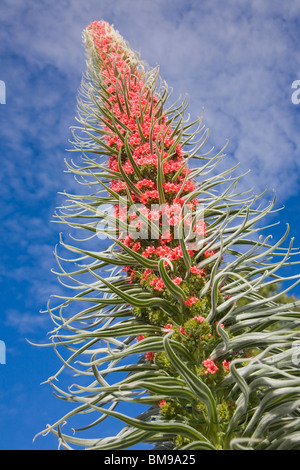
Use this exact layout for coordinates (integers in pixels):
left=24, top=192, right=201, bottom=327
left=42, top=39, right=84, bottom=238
left=37, top=21, right=300, bottom=450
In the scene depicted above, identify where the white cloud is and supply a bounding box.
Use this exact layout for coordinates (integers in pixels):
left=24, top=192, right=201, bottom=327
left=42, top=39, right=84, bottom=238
left=5, top=309, right=50, bottom=334
left=1, top=0, right=300, bottom=201
left=1, top=0, right=300, bottom=324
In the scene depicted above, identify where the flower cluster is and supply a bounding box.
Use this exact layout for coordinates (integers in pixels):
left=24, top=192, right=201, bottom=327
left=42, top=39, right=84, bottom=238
left=87, top=20, right=232, bottom=427
left=203, top=359, right=219, bottom=375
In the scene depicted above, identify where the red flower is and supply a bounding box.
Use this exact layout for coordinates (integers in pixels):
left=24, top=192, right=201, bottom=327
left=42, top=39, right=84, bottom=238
left=129, top=269, right=135, bottom=283
left=163, top=323, right=173, bottom=332
left=132, top=242, right=141, bottom=252
left=190, top=266, right=205, bottom=276
left=182, top=180, right=195, bottom=193
left=185, top=296, right=199, bottom=307
left=203, top=359, right=219, bottom=375
left=163, top=182, right=180, bottom=194
left=123, top=235, right=132, bottom=247
left=139, top=190, right=159, bottom=204
left=149, top=277, right=165, bottom=291
left=142, top=268, right=152, bottom=280
left=111, top=181, right=127, bottom=193
left=86, top=23, right=214, bottom=375
left=136, top=179, right=156, bottom=190
left=193, top=315, right=205, bottom=323
left=145, top=352, right=154, bottom=361
left=123, top=161, right=134, bottom=174
left=142, top=246, right=156, bottom=258
left=204, top=250, right=216, bottom=258
left=176, top=145, right=183, bottom=157
left=129, top=133, right=142, bottom=146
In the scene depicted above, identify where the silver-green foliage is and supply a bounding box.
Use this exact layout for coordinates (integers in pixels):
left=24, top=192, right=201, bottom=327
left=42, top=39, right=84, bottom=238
left=35, top=25, right=300, bottom=451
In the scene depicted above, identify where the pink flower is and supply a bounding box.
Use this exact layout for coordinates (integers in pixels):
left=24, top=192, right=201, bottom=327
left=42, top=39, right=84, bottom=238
left=149, top=277, right=165, bottom=291
left=173, top=197, right=185, bottom=206
left=108, top=156, right=119, bottom=171
left=132, top=242, right=141, bottom=252
left=204, top=250, right=216, bottom=258
left=129, top=133, right=142, bottom=146
left=142, top=268, right=152, bottom=280
left=123, top=265, right=131, bottom=273
left=163, top=182, right=180, bottom=194
left=148, top=209, right=161, bottom=221
left=193, top=315, right=205, bottom=323
left=158, top=400, right=166, bottom=407
left=163, top=137, right=174, bottom=148
left=110, top=181, right=126, bottom=192
left=139, top=193, right=149, bottom=205
left=123, top=235, right=132, bottom=247
left=86, top=23, right=212, bottom=357
left=203, top=359, right=219, bottom=375
left=155, top=246, right=171, bottom=258
left=136, top=179, right=155, bottom=190
left=190, top=266, right=206, bottom=276
left=160, top=228, right=172, bottom=239
left=182, top=180, right=195, bottom=193
left=145, top=352, right=154, bottom=361
left=163, top=323, right=173, bottom=332
left=185, top=296, right=199, bottom=307
left=222, top=360, right=230, bottom=371
left=163, top=160, right=183, bottom=174
left=123, top=161, right=134, bottom=174
left=129, top=269, right=135, bottom=283
left=176, top=145, right=183, bottom=157
left=154, top=278, right=165, bottom=291
left=142, top=246, right=156, bottom=258
left=193, top=220, right=206, bottom=236
left=137, top=334, right=145, bottom=342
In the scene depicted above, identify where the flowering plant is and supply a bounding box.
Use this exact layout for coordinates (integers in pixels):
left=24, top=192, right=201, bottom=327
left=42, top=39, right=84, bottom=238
left=37, top=21, right=300, bottom=450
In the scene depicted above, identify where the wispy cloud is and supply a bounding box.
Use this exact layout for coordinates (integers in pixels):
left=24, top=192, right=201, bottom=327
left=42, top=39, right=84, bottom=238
left=5, top=309, right=50, bottom=335
left=1, top=0, right=300, bottom=199
left=1, top=0, right=300, bottom=333
left=1, top=0, right=300, bottom=450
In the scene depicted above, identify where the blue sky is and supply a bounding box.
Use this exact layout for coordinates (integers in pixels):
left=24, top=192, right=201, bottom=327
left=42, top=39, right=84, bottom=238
left=1, top=0, right=300, bottom=450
